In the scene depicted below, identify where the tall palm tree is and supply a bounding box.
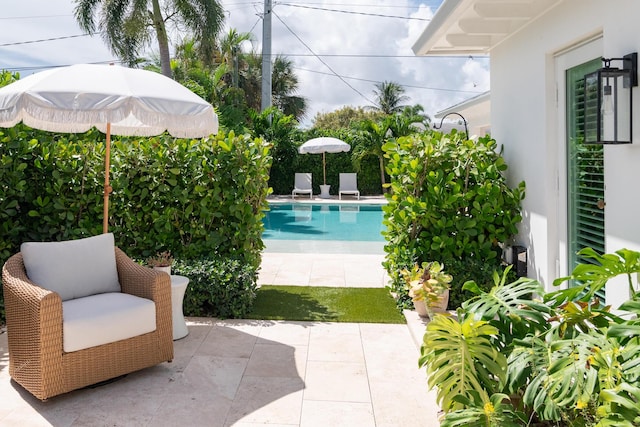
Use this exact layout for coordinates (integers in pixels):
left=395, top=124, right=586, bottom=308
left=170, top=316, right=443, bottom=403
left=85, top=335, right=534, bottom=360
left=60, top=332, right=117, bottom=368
left=241, top=53, right=307, bottom=121
left=272, top=55, right=307, bottom=119
left=369, top=81, right=410, bottom=114
left=352, top=119, right=390, bottom=193
left=387, top=105, right=431, bottom=137
left=218, top=29, right=252, bottom=88
left=74, top=0, right=225, bottom=78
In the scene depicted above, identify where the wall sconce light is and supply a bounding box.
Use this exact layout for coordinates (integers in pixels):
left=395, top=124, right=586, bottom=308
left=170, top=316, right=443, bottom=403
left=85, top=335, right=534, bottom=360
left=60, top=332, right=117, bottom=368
left=433, top=112, right=469, bottom=140
left=504, top=245, right=527, bottom=277
left=584, top=52, right=637, bottom=144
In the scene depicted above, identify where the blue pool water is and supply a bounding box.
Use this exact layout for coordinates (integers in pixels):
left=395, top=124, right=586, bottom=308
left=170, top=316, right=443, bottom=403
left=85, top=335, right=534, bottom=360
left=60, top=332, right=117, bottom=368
left=262, top=204, right=385, bottom=242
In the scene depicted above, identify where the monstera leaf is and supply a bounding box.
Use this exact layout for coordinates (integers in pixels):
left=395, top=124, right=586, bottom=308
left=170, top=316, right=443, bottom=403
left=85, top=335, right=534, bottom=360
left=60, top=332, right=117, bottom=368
left=419, top=314, right=507, bottom=411
left=462, top=274, right=549, bottom=347
left=550, top=247, right=640, bottom=304
left=439, top=393, right=527, bottom=427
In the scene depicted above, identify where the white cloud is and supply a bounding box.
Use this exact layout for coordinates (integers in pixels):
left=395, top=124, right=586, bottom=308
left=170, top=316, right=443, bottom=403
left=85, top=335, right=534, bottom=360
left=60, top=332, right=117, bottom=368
left=1, top=0, right=489, bottom=127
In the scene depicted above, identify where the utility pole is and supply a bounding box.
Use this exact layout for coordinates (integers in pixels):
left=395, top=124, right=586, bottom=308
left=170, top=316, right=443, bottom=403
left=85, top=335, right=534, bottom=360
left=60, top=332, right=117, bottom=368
left=261, top=0, right=272, bottom=112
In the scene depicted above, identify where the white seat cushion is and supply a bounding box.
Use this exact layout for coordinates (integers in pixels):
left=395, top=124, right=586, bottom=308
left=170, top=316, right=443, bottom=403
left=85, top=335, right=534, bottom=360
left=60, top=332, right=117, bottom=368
left=62, top=293, right=156, bottom=353
left=21, top=233, right=121, bottom=301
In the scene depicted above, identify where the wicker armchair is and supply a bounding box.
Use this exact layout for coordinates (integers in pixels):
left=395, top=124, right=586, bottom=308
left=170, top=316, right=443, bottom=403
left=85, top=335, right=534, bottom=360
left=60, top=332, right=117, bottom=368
left=2, top=247, right=174, bottom=400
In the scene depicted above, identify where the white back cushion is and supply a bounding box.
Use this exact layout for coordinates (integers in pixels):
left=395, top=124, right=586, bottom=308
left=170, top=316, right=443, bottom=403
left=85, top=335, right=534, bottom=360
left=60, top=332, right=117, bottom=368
left=21, top=233, right=121, bottom=301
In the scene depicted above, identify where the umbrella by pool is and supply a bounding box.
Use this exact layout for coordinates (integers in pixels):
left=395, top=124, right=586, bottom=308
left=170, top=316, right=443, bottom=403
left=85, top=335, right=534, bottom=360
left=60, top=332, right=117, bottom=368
left=298, top=137, right=350, bottom=198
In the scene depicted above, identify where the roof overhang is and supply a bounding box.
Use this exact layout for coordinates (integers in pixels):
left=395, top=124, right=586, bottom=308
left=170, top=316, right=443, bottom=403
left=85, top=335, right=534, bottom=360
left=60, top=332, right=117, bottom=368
left=412, top=0, right=563, bottom=56
left=435, top=90, right=490, bottom=118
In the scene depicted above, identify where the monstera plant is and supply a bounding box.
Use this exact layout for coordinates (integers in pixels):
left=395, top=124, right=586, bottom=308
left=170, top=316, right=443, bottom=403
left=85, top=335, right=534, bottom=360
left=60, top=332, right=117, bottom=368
left=419, top=255, right=640, bottom=427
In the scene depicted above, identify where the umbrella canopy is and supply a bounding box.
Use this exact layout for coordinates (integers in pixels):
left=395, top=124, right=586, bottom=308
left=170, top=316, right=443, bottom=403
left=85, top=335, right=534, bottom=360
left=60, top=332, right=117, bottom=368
left=299, top=137, right=350, bottom=185
left=0, top=63, right=218, bottom=232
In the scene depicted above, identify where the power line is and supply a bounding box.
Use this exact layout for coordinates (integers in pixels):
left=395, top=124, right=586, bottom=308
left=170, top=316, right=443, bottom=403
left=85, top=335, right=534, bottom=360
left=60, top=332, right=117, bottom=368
left=0, top=14, right=72, bottom=20
left=295, top=66, right=484, bottom=94
left=267, top=53, right=488, bottom=59
left=0, top=33, right=96, bottom=48
left=278, top=1, right=441, bottom=10
left=278, top=3, right=431, bottom=21
left=272, top=10, right=375, bottom=105
left=4, top=60, right=124, bottom=73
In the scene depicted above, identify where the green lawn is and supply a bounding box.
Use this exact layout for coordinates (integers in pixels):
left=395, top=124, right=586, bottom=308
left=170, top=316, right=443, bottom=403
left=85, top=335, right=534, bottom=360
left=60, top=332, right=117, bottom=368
left=246, top=285, right=406, bottom=324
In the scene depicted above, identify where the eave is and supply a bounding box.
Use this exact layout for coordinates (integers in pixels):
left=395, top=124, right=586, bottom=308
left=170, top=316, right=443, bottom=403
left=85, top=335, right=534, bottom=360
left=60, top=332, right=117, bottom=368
left=412, top=0, right=564, bottom=56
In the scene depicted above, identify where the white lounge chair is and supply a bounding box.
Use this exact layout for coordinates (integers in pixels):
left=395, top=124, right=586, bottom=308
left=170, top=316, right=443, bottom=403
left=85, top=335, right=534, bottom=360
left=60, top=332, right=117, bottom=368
left=339, top=173, right=360, bottom=200
left=292, top=173, right=313, bottom=199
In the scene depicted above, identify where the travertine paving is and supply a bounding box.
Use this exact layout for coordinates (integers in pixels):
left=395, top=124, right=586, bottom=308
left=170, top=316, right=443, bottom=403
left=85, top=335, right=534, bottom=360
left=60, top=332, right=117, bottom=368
left=0, top=249, right=440, bottom=426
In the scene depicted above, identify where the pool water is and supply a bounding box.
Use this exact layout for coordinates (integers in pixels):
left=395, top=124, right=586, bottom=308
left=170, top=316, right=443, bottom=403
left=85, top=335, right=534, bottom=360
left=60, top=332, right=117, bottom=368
left=262, top=204, right=385, bottom=242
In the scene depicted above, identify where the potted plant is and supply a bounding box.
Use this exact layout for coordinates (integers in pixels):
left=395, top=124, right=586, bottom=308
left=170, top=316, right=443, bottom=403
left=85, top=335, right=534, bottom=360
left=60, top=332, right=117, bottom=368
left=400, top=261, right=452, bottom=317
left=146, top=251, right=174, bottom=275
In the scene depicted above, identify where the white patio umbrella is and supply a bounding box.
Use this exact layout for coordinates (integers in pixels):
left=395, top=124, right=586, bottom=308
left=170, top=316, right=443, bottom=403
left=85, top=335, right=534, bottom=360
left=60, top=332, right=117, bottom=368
left=0, top=63, right=218, bottom=233
left=298, top=137, right=350, bottom=185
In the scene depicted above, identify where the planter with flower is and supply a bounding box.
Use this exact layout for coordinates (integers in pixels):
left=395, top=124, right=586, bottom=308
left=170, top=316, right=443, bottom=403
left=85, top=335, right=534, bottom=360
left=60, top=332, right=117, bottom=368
left=146, top=251, right=174, bottom=275
left=400, top=261, right=452, bottom=318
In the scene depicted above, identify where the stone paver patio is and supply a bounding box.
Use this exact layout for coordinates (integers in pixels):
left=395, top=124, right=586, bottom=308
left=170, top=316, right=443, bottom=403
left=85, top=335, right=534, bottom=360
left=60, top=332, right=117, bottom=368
left=1, top=208, right=441, bottom=426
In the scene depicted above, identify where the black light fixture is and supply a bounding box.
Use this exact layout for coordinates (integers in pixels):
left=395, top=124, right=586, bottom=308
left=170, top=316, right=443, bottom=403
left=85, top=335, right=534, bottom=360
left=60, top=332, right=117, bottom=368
left=584, top=52, right=638, bottom=144
left=433, top=112, right=469, bottom=140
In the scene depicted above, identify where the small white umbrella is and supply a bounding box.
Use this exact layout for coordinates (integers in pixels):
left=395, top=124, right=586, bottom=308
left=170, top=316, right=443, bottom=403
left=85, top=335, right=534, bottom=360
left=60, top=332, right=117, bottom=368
left=0, top=63, right=218, bottom=233
left=298, top=137, right=350, bottom=185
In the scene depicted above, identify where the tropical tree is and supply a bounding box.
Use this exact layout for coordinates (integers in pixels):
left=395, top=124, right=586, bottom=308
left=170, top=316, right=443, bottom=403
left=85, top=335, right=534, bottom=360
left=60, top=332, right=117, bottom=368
left=352, top=119, right=390, bottom=193
left=351, top=108, right=427, bottom=193
left=218, top=29, right=252, bottom=88
left=271, top=55, right=307, bottom=119
left=248, top=107, right=301, bottom=194
left=0, top=70, right=19, bottom=88
left=387, top=105, right=431, bottom=137
left=368, top=81, right=410, bottom=114
left=74, top=0, right=225, bottom=78
left=242, top=52, right=308, bottom=121
left=312, top=106, right=384, bottom=130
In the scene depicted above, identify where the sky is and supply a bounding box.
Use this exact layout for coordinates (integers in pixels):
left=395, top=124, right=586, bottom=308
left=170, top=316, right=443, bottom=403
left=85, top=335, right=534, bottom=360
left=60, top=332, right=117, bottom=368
left=0, top=0, right=490, bottom=127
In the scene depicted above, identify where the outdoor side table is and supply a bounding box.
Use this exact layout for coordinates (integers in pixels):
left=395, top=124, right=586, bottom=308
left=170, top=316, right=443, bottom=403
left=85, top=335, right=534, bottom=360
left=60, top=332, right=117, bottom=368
left=170, top=275, right=189, bottom=340
left=319, top=184, right=331, bottom=199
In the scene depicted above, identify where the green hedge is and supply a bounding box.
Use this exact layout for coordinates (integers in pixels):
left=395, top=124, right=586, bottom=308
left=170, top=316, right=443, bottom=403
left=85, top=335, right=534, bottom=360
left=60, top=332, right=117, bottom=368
left=382, top=131, right=525, bottom=308
left=0, top=125, right=271, bottom=322
left=174, top=257, right=257, bottom=319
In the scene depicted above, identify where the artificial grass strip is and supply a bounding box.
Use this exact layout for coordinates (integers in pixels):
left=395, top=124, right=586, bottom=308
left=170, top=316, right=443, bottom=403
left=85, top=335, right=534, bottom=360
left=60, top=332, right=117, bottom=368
left=246, top=285, right=406, bottom=324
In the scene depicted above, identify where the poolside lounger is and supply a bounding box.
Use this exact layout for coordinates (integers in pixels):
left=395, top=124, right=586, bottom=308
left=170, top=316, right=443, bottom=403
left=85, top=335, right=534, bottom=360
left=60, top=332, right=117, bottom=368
left=339, top=173, right=360, bottom=200
left=292, top=173, right=313, bottom=199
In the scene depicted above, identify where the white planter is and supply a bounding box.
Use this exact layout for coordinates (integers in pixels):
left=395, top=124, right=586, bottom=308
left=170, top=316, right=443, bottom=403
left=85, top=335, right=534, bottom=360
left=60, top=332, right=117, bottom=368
left=413, top=289, right=449, bottom=318
left=319, top=184, right=331, bottom=199
left=153, top=266, right=171, bottom=275
left=413, top=300, right=429, bottom=318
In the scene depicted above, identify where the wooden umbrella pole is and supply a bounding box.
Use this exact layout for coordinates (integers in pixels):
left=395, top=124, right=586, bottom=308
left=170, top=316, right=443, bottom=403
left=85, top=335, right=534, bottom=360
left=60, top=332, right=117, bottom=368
left=103, top=123, right=112, bottom=233
left=323, top=152, right=327, bottom=185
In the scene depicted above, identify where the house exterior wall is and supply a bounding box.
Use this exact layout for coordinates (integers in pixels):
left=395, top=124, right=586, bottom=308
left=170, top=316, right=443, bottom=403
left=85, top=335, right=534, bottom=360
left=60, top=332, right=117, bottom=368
left=491, top=0, right=640, bottom=303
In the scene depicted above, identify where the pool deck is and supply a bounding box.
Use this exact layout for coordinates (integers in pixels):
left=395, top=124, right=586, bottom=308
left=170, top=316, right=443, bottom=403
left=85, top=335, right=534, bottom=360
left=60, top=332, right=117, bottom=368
left=0, top=194, right=441, bottom=426
left=268, top=194, right=388, bottom=205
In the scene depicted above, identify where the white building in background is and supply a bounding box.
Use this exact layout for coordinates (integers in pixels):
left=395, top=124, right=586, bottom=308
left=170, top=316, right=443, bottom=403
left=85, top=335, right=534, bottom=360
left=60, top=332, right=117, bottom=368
left=434, top=90, right=490, bottom=138
left=413, top=0, right=640, bottom=307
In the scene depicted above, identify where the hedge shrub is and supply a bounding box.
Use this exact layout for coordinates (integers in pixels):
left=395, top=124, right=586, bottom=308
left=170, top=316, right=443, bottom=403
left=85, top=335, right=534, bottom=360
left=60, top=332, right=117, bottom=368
left=382, top=131, right=525, bottom=308
left=0, top=126, right=271, bottom=323
left=173, top=257, right=257, bottom=319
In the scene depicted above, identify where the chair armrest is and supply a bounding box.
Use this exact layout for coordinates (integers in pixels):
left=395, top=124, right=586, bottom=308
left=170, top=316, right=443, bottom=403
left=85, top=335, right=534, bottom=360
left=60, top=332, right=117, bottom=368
left=2, top=253, right=64, bottom=390
left=114, top=248, right=172, bottom=344
left=115, top=247, right=171, bottom=301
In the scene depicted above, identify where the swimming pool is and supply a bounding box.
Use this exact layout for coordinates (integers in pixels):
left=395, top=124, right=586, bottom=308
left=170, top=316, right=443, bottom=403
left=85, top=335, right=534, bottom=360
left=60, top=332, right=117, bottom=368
left=262, top=204, right=385, bottom=242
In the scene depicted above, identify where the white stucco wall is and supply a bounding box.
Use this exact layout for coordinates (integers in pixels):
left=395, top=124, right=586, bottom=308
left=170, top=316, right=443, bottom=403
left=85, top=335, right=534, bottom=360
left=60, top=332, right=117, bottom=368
left=490, top=0, right=640, bottom=300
